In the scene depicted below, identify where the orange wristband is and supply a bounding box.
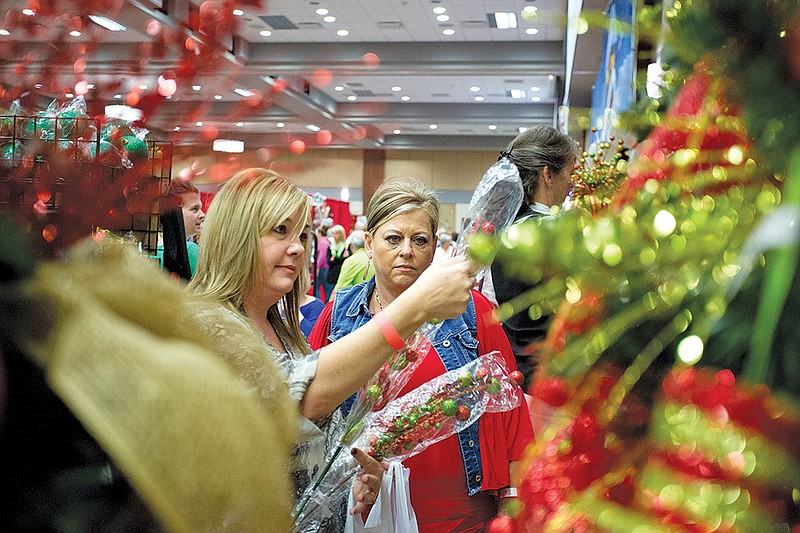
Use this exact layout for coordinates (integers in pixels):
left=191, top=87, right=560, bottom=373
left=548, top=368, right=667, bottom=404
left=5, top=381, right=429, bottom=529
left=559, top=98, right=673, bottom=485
left=373, top=311, right=406, bottom=351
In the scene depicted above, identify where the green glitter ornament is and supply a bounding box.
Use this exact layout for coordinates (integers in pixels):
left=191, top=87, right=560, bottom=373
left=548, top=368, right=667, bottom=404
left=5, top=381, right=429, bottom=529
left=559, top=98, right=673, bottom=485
left=120, top=136, right=148, bottom=164
left=458, top=371, right=474, bottom=388
left=441, top=399, right=458, bottom=417
left=366, top=384, right=382, bottom=400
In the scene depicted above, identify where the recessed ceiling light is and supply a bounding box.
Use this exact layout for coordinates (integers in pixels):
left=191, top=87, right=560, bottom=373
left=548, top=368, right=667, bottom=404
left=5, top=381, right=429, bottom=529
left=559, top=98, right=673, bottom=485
left=549, top=75, right=555, bottom=80
left=490, top=12, right=518, bottom=29
left=530, top=86, right=541, bottom=92
left=86, top=84, right=95, bottom=89
left=22, top=8, right=35, bottom=16
left=232, top=9, right=244, bottom=16
left=234, top=88, right=254, bottom=97
left=334, top=85, right=345, bottom=91
left=518, top=126, right=528, bottom=133
left=436, top=14, right=450, bottom=22
left=442, top=28, right=455, bottom=36
left=525, top=28, right=539, bottom=35
left=65, top=93, right=74, bottom=98
left=429, top=124, right=438, bottom=130
left=173, top=126, right=181, bottom=131
left=88, top=15, right=126, bottom=31
left=260, top=29, right=272, bottom=37
left=323, top=16, right=336, bottom=23
left=400, top=95, right=411, bottom=101
left=196, top=121, right=203, bottom=126
left=469, top=86, right=480, bottom=92
left=316, top=8, right=329, bottom=15
left=531, top=96, right=541, bottom=102
left=277, top=122, right=285, bottom=128
left=113, top=94, right=122, bottom=99
left=474, top=96, right=485, bottom=102
left=337, top=29, right=350, bottom=36
left=34, top=83, right=42, bottom=88
left=214, top=94, right=222, bottom=100
left=433, top=7, right=447, bottom=15
left=393, top=129, right=401, bottom=134
left=192, top=85, right=201, bottom=91
left=509, top=89, right=526, bottom=99
left=347, top=95, right=357, bottom=101
left=138, top=84, right=148, bottom=90
left=0, top=29, right=9, bottom=36
left=236, top=122, right=244, bottom=127
left=69, top=30, right=81, bottom=37
left=488, top=125, right=497, bottom=130
left=306, top=124, right=321, bottom=132
left=523, top=6, right=538, bottom=15
left=391, top=86, right=402, bottom=92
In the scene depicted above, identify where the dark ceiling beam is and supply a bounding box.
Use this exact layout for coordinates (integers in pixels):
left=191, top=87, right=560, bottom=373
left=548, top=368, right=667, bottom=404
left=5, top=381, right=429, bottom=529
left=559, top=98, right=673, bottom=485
left=239, top=41, right=565, bottom=76
left=170, top=131, right=518, bottom=152
left=151, top=100, right=554, bottom=124
left=381, top=134, right=516, bottom=151
left=334, top=102, right=554, bottom=122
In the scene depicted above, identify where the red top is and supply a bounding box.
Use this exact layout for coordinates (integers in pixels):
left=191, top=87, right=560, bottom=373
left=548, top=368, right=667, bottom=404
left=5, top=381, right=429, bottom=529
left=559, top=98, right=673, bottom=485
left=309, top=290, right=534, bottom=533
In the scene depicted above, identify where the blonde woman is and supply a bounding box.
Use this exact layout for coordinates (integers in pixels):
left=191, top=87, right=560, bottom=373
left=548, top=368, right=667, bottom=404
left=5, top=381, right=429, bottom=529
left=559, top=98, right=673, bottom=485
left=324, top=224, right=348, bottom=300
left=189, top=168, right=475, bottom=530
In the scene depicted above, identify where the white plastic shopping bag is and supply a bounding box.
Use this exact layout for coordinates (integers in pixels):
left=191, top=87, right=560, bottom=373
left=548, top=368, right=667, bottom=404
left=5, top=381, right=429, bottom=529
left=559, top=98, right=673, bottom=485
left=345, top=462, right=418, bottom=533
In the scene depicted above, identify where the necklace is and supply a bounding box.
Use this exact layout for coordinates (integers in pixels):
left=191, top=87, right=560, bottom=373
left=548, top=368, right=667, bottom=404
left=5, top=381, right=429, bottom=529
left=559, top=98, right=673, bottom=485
left=374, top=289, right=384, bottom=311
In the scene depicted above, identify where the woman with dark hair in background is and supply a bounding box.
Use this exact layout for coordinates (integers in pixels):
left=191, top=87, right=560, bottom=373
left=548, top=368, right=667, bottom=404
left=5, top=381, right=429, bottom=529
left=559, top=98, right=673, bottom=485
left=481, top=125, right=580, bottom=390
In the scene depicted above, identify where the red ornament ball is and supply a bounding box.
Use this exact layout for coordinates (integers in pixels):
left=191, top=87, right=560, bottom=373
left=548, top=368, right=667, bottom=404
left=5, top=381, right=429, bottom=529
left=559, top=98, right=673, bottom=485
left=510, top=370, right=524, bottom=387
left=531, top=376, right=569, bottom=407
left=487, top=515, right=515, bottom=533
left=456, top=405, right=471, bottom=421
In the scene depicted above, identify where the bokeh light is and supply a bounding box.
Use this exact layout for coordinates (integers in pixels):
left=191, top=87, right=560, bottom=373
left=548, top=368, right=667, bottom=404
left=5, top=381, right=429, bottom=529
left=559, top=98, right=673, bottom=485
left=289, top=139, right=306, bottom=154
left=677, top=335, right=704, bottom=364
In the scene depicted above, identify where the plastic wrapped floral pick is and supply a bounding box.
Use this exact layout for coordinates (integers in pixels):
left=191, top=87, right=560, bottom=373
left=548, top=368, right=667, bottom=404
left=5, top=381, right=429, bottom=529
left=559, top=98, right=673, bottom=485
left=290, top=323, right=435, bottom=527
left=293, top=351, right=524, bottom=531
left=344, top=323, right=435, bottom=428
left=456, top=155, right=525, bottom=264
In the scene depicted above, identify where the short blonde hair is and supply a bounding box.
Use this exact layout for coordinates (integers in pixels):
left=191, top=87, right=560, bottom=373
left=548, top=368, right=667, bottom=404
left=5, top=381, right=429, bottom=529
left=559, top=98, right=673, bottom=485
left=329, top=224, right=346, bottom=243
left=190, top=168, right=311, bottom=351
left=366, top=178, right=439, bottom=236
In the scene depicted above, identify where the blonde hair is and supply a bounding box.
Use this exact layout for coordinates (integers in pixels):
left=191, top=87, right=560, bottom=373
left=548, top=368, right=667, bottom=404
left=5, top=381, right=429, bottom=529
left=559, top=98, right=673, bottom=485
left=366, top=178, right=439, bottom=235
left=329, top=225, right=346, bottom=243
left=190, top=168, right=311, bottom=351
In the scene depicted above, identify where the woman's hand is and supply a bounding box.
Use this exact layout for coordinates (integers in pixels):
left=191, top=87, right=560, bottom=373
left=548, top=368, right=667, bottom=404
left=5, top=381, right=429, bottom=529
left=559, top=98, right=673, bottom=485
left=349, top=447, right=387, bottom=515
left=402, top=256, right=477, bottom=322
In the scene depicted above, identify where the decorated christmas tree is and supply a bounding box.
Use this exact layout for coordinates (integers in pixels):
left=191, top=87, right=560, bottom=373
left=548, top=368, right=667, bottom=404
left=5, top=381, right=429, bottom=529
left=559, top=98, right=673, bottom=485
left=477, top=1, right=800, bottom=531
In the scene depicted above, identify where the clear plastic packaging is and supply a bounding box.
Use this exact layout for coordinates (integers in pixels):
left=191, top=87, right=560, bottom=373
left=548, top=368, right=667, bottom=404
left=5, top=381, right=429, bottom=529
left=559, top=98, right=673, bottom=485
left=293, top=351, right=524, bottom=531
left=455, top=156, right=524, bottom=260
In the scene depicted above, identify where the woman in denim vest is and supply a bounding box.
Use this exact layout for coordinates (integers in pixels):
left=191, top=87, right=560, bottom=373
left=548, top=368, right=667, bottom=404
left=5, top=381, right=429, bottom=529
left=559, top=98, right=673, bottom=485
left=189, top=168, right=476, bottom=530
left=309, top=178, right=534, bottom=532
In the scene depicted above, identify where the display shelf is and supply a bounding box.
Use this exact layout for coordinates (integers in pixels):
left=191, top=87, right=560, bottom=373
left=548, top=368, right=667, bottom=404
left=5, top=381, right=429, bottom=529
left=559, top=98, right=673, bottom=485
left=0, top=113, right=172, bottom=254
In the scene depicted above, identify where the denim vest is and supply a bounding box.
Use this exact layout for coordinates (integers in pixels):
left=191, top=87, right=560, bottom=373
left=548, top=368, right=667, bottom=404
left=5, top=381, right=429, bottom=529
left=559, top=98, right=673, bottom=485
left=328, top=278, right=485, bottom=495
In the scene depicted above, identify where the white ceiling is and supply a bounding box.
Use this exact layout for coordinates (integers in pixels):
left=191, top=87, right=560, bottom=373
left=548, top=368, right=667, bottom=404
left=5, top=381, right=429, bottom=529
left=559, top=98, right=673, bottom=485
left=0, top=0, right=609, bottom=150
